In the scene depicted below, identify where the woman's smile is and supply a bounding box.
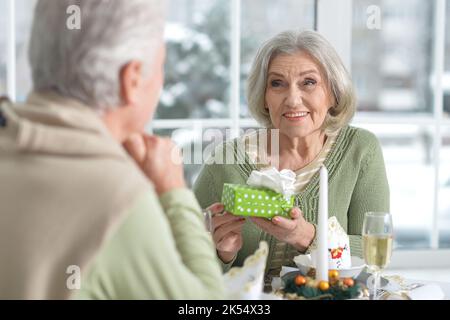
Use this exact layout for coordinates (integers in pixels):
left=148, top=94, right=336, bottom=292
left=283, top=111, right=310, bottom=122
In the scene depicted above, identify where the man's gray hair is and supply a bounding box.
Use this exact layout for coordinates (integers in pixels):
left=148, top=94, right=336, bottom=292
left=247, top=30, right=356, bottom=135
left=29, top=0, right=165, bottom=111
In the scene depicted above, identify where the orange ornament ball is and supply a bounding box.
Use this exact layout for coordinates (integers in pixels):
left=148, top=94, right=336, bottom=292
left=328, top=270, right=339, bottom=280
left=343, top=278, right=354, bottom=287
left=318, top=281, right=330, bottom=291
left=294, top=275, right=307, bottom=286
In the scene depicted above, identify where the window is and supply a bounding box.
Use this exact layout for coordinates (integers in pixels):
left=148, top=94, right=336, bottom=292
left=445, top=0, right=450, bottom=116
left=0, top=0, right=36, bottom=100
left=14, top=0, right=36, bottom=102
left=158, top=0, right=230, bottom=120
left=442, top=0, right=450, bottom=248
left=356, top=124, right=435, bottom=249
left=0, top=0, right=8, bottom=96
left=352, top=0, right=434, bottom=114
left=351, top=0, right=449, bottom=251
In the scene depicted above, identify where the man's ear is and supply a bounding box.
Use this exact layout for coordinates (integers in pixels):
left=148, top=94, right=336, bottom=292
left=119, top=60, right=143, bottom=106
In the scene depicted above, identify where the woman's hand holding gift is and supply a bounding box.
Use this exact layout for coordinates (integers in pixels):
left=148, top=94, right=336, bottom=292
left=250, top=207, right=316, bottom=252
left=206, top=203, right=246, bottom=264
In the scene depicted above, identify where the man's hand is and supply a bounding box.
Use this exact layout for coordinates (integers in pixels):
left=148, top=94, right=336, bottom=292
left=123, top=133, right=186, bottom=195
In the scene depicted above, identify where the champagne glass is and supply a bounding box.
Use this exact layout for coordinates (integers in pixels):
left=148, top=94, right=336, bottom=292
left=203, top=209, right=213, bottom=233
left=362, top=212, right=393, bottom=300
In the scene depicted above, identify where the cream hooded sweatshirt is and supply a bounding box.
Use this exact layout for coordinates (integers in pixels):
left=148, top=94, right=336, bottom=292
left=0, top=91, right=224, bottom=299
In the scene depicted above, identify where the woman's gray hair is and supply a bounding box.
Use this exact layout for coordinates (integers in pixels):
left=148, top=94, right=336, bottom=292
left=246, top=30, right=356, bottom=135
left=29, top=0, right=165, bottom=111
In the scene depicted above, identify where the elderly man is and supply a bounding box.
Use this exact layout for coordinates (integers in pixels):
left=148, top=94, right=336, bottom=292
left=0, top=0, right=224, bottom=299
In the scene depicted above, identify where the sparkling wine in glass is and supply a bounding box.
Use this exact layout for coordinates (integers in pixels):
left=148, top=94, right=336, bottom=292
left=362, top=212, right=393, bottom=300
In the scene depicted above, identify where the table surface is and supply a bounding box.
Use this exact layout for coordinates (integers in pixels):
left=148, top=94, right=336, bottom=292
left=411, top=279, right=450, bottom=299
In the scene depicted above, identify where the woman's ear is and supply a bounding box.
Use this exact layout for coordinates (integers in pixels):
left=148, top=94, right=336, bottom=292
left=119, top=60, right=143, bottom=106
left=328, top=105, right=336, bottom=116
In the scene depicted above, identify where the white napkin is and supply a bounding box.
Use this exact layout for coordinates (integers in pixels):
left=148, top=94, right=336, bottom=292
left=408, top=284, right=445, bottom=300
left=381, top=275, right=445, bottom=300
left=310, top=216, right=352, bottom=269
left=246, top=167, right=296, bottom=197
left=224, top=241, right=269, bottom=300
left=383, top=284, right=445, bottom=300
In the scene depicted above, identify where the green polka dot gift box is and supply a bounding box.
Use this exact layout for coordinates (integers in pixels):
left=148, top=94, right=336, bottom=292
left=221, top=183, right=295, bottom=219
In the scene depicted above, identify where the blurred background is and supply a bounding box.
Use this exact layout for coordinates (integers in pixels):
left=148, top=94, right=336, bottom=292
left=1, top=0, right=450, bottom=260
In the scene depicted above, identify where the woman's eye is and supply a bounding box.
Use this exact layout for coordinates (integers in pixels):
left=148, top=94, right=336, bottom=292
left=304, top=79, right=317, bottom=86
left=270, top=80, right=283, bottom=87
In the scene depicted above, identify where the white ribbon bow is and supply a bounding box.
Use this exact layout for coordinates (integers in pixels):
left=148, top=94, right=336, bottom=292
left=246, top=167, right=296, bottom=198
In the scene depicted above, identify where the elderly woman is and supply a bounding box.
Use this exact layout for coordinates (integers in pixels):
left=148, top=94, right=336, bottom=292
left=193, top=30, right=389, bottom=288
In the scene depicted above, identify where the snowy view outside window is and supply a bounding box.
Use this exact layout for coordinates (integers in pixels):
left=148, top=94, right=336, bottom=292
left=158, top=0, right=315, bottom=119
left=443, top=0, right=450, bottom=249
left=352, top=0, right=450, bottom=249
left=158, top=0, right=230, bottom=119
left=0, top=0, right=5, bottom=96
left=353, top=0, right=436, bottom=246
left=1, top=0, right=450, bottom=251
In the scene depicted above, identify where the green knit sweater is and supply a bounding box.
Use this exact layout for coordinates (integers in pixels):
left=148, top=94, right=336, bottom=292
left=193, top=125, right=390, bottom=273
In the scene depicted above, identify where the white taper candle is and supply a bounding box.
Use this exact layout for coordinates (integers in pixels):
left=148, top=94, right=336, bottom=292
left=317, top=165, right=329, bottom=282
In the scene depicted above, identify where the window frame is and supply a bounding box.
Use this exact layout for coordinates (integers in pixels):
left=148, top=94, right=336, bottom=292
left=4, top=0, right=450, bottom=268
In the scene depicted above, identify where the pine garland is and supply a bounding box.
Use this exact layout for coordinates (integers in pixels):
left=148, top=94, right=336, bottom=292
left=280, top=272, right=363, bottom=300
